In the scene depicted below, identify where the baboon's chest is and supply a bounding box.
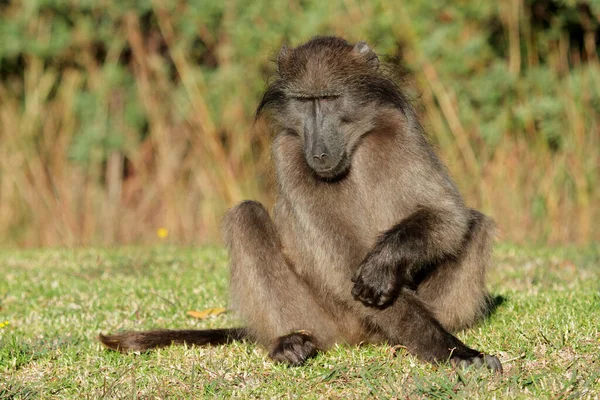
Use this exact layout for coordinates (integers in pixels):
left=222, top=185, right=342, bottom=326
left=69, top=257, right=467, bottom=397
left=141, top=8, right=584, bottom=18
left=273, top=133, right=417, bottom=292
left=275, top=175, right=409, bottom=292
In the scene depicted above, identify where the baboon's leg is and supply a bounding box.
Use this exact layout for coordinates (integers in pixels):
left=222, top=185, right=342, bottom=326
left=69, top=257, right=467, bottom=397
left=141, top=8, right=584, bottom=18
left=416, top=209, right=495, bottom=332
left=222, top=201, right=341, bottom=366
left=361, top=290, right=502, bottom=372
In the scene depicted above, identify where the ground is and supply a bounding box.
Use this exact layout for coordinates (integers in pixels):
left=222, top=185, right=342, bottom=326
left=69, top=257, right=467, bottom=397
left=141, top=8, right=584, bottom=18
left=0, top=244, right=598, bottom=398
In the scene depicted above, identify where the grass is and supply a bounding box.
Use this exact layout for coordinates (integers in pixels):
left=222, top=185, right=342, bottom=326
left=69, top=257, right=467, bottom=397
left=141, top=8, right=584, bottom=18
left=0, top=244, right=598, bottom=398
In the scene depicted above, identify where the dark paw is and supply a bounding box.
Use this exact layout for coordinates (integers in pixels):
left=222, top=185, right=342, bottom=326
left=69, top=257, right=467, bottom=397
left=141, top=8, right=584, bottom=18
left=351, top=255, right=398, bottom=307
left=268, top=331, right=318, bottom=366
left=452, top=353, right=503, bottom=373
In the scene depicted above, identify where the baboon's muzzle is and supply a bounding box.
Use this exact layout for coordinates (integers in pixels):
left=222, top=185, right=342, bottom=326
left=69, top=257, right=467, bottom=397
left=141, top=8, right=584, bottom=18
left=303, top=100, right=347, bottom=178
left=304, top=132, right=348, bottom=178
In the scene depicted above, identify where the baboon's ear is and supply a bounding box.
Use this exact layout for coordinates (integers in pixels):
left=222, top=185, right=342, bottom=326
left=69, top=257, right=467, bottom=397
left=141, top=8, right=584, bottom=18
left=353, top=41, right=379, bottom=69
left=277, top=45, right=290, bottom=73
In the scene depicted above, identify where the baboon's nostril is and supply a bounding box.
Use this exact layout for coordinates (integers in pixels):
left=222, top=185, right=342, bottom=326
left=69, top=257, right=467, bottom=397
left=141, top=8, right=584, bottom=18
left=313, top=153, right=328, bottom=161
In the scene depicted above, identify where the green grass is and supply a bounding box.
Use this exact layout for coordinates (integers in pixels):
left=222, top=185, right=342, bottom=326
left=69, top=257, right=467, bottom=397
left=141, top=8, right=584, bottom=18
left=0, top=245, right=598, bottom=398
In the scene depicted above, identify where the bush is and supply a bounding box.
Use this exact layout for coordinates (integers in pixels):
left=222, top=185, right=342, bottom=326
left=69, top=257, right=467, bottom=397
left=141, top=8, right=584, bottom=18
left=0, top=0, right=598, bottom=246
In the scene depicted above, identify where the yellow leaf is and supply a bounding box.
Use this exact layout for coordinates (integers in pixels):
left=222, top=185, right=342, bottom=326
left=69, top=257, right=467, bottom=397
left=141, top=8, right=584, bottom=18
left=187, top=308, right=227, bottom=320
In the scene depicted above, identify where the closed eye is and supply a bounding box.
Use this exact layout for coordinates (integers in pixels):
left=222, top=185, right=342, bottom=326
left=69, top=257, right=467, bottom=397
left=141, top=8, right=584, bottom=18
left=319, top=95, right=340, bottom=102
left=292, top=95, right=340, bottom=102
left=284, top=128, right=299, bottom=137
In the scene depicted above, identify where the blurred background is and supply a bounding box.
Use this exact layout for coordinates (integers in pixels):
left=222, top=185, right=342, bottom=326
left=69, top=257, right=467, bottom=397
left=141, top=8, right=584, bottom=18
left=0, top=1, right=598, bottom=247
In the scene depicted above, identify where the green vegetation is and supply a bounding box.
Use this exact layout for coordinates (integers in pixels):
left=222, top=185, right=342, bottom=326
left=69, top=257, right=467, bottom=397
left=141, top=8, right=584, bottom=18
left=0, top=1, right=598, bottom=246
left=0, top=246, right=598, bottom=398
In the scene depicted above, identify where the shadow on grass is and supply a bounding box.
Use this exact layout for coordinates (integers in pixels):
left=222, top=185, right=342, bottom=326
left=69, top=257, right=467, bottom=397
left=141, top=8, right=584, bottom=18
left=486, top=294, right=507, bottom=318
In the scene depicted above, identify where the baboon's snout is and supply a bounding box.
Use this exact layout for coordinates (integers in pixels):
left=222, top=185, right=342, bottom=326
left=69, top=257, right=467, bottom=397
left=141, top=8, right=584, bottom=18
left=303, top=109, right=348, bottom=178
left=308, top=141, right=335, bottom=171
left=305, top=140, right=348, bottom=178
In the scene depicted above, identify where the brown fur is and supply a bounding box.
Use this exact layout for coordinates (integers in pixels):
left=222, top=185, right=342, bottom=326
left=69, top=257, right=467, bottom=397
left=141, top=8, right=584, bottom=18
left=98, top=36, right=501, bottom=373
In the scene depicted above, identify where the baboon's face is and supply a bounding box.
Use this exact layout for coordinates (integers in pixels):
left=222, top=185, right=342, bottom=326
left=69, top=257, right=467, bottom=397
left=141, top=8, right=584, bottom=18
left=282, top=95, right=371, bottom=179
left=271, top=38, right=381, bottom=180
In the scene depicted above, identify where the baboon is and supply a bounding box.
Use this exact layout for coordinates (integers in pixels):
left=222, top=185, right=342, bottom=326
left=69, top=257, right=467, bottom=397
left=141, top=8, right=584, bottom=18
left=99, top=36, right=502, bottom=372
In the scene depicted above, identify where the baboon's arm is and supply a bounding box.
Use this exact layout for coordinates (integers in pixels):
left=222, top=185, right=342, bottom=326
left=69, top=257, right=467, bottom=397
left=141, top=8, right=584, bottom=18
left=351, top=207, right=467, bottom=307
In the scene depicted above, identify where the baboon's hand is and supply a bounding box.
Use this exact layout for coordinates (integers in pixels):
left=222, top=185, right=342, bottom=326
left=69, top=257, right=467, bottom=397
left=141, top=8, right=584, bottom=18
left=351, top=251, right=399, bottom=307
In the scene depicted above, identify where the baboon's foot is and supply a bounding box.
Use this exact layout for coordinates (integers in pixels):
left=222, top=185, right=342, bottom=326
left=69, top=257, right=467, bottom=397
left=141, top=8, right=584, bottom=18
left=451, top=352, right=503, bottom=373
left=268, top=331, right=318, bottom=366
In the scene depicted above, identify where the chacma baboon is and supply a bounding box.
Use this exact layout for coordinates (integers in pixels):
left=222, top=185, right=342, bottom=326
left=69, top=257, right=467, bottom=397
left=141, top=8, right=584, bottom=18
left=99, top=36, right=502, bottom=372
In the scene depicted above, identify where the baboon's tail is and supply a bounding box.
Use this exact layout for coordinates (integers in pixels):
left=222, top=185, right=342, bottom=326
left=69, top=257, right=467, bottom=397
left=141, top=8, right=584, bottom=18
left=98, top=328, right=248, bottom=352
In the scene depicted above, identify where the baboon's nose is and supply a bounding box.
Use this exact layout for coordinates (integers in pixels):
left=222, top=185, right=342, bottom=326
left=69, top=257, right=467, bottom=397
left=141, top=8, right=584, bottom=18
left=311, top=152, right=331, bottom=169
left=307, top=139, right=336, bottom=172
left=312, top=153, right=328, bottom=162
